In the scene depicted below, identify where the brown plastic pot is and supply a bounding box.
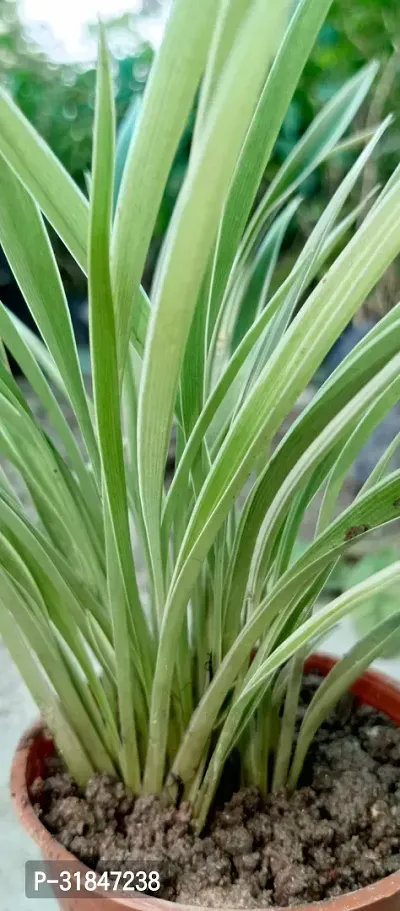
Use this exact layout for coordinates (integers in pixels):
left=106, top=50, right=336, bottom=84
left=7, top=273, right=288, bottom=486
left=10, top=653, right=400, bottom=911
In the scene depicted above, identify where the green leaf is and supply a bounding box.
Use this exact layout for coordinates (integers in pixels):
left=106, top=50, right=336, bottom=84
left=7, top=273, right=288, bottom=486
left=360, top=431, right=400, bottom=494
left=231, top=113, right=389, bottom=411
left=192, top=0, right=251, bottom=147
left=111, top=0, right=220, bottom=372
left=113, top=95, right=141, bottom=213
left=225, top=308, right=400, bottom=636
left=139, top=0, right=289, bottom=634
left=206, top=0, right=339, bottom=343
left=0, top=87, right=89, bottom=271
left=288, top=610, right=400, bottom=790
left=231, top=197, right=302, bottom=352
left=6, top=310, right=68, bottom=395
left=322, top=125, right=381, bottom=160
left=1, top=567, right=115, bottom=774
left=255, top=63, right=380, bottom=220
left=318, top=374, right=400, bottom=533
left=0, top=600, right=93, bottom=786
left=271, top=649, right=306, bottom=792
left=0, top=300, right=101, bottom=528
left=0, top=390, right=103, bottom=587
left=89, top=30, right=150, bottom=788
left=0, top=489, right=109, bottom=637
left=0, top=156, right=100, bottom=479
left=0, top=86, right=150, bottom=358
left=249, top=357, right=400, bottom=604
left=343, top=549, right=400, bottom=659
left=123, top=343, right=157, bottom=633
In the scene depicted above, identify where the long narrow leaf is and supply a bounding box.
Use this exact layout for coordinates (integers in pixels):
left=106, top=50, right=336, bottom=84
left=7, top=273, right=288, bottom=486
left=288, top=612, right=400, bottom=789
left=0, top=300, right=101, bottom=527
left=318, top=376, right=400, bottom=533
left=89, top=31, right=150, bottom=789
left=139, top=0, right=289, bottom=635
left=112, top=0, right=220, bottom=372
left=0, top=157, right=99, bottom=478
left=206, top=0, right=338, bottom=343
left=0, top=601, right=93, bottom=786
left=0, top=88, right=150, bottom=357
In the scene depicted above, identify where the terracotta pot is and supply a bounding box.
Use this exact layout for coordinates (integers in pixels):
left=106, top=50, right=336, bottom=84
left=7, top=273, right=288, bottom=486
left=10, top=653, right=400, bottom=911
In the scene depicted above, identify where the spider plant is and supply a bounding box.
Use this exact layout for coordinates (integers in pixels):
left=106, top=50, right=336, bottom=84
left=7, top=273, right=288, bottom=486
left=1, top=0, right=400, bottom=832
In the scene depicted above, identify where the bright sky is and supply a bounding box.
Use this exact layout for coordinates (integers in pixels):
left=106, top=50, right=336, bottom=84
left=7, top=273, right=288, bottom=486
left=21, top=0, right=165, bottom=61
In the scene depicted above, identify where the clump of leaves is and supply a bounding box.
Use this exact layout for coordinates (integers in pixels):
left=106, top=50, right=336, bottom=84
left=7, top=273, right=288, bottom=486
left=0, top=0, right=400, bottom=830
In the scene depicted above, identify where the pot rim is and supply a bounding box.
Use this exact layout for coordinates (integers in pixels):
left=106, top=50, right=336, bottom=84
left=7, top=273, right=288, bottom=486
left=10, top=653, right=400, bottom=911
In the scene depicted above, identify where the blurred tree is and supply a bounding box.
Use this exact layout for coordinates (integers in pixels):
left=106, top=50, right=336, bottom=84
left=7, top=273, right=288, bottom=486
left=0, top=0, right=154, bottom=188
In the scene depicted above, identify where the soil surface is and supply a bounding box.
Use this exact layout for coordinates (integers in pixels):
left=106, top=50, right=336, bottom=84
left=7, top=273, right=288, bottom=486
left=32, top=675, right=400, bottom=908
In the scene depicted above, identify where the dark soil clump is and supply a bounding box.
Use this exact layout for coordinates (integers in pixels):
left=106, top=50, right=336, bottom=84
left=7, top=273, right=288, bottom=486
left=32, top=675, right=400, bottom=907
